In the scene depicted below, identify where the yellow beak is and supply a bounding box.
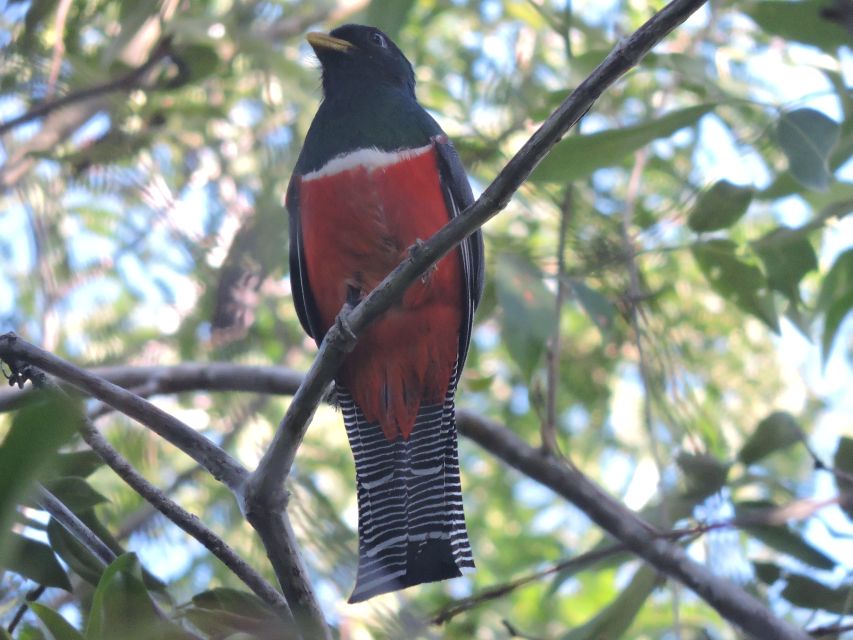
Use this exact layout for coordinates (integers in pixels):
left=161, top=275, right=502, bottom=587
left=306, top=32, right=354, bottom=54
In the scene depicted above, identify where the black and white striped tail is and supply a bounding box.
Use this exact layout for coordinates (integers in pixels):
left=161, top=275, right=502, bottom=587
left=338, top=377, right=474, bottom=603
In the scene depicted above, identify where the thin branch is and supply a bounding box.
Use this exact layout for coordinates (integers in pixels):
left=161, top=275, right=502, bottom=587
left=37, top=485, right=116, bottom=565
left=6, top=585, right=46, bottom=635
left=0, top=333, right=248, bottom=491
left=0, top=338, right=325, bottom=638
left=46, top=0, right=74, bottom=99
left=77, top=421, right=295, bottom=622
left=542, top=188, right=573, bottom=456
left=431, top=541, right=627, bottom=624
left=0, top=37, right=174, bottom=138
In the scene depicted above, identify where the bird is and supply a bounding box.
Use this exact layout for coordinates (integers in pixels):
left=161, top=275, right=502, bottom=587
left=286, top=24, right=484, bottom=603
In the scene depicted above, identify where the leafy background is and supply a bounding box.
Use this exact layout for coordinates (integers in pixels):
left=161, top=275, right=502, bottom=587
left=0, top=0, right=852, bottom=638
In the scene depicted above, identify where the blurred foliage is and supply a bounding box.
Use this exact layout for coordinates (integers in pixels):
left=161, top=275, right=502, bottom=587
left=1, top=0, right=852, bottom=638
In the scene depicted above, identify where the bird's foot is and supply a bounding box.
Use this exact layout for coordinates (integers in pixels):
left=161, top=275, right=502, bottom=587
left=335, top=308, right=358, bottom=351
left=410, top=239, right=437, bottom=284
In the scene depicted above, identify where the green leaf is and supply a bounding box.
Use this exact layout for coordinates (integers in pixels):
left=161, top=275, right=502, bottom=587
left=570, top=280, right=615, bottom=340
left=781, top=574, right=852, bottom=613
left=737, top=506, right=835, bottom=570
left=738, top=411, right=804, bottom=465
left=531, top=105, right=714, bottom=183
left=691, top=239, right=779, bottom=332
left=176, top=44, right=220, bottom=82
left=833, top=436, right=853, bottom=520
left=687, top=180, right=754, bottom=232
left=752, top=561, right=781, bottom=585
left=365, top=0, right=416, bottom=39
left=185, top=588, right=284, bottom=637
left=29, top=603, right=84, bottom=640
left=676, top=452, right=730, bottom=500
left=561, top=565, right=661, bottom=640
left=47, top=517, right=105, bottom=586
left=753, top=229, right=817, bottom=305
left=4, top=533, right=72, bottom=591
left=86, top=553, right=187, bottom=640
left=777, top=108, right=840, bottom=191
left=0, top=390, right=81, bottom=568
left=51, top=451, right=103, bottom=479
left=42, top=477, right=107, bottom=512
left=495, top=254, right=555, bottom=381
left=816, top=248, right=853, bottom=363
left=746, top=0, right=852, bottom=53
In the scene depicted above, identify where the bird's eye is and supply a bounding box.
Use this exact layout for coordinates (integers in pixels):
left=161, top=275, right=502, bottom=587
left=370, top=32, right=387, bottom=48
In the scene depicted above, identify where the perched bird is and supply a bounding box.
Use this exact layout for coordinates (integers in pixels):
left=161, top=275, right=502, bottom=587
left=287, top=24, right=484, bottom=602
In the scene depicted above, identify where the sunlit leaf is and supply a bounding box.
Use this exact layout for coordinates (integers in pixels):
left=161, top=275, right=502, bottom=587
left=366, top=0, right=417, bottom=39
left=570, top=279, right=615, bottom=340
left=531, top=105, right=714, bottom=183
left=0, top=390, right=81, bottom=567
left=776, top=108, right=840, bottom=191
left=676, top=452, right=730, bottom=500
left=746, top=0, right=852, bottom=53
left=738, top=411, right=804, bottom=465
left=816, top=248, right=853, bottom=363
left=753, top=229, right=817, bottom=305
left=561, top=565, right=661, bottom=640
left=691, top=240, right=779, bottom=332
left=781, top=574, right=852, bottom=613
left=495, top=253, right=555, bottom=380
left=737, top=504, right=835, bottom=570
left=687, top=180, right=754, bottom=233
left=752, top=561, right=781, bottom=585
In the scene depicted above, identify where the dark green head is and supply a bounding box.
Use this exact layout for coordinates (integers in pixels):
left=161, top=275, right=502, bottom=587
left=307, top=24, right=416, bottom=99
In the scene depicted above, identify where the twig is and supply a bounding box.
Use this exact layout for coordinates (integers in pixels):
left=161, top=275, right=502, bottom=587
left=6, top=585, right=46, bottom=635
left=77, top=421, right=295, bottom=622
left=0, top=333, right=248, bottom=491
left=542, top=188, right=573, bottom=456
left=46, top=0, right=74, bottom=99
left=432, top=541, right=627, bottom=624
left=0, top=37, right=174, bottom=138
left=808, top=621, right=853, bottom=637
left=37, top=485, right=116, bottom=565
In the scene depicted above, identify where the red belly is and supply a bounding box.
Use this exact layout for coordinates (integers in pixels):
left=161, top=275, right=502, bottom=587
left=299, top=145, right=463, bottom=440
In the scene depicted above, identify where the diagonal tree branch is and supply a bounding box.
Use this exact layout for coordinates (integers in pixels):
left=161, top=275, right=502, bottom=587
left=0, top=38, right=175, bottom=139
left=0, top=334, right=248, bottom=492
left=0, top=336, right=328, bottom=639
left=76, top=420, right=295, bottom=622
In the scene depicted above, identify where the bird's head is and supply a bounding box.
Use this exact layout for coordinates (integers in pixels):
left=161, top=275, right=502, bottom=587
left=307, top=24, right=416, bottom=99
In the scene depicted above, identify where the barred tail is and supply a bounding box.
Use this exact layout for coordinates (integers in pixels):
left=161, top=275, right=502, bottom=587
left=339, top=380, right=474, bottom=603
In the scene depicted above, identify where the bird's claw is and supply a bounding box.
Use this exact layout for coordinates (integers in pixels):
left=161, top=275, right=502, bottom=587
left=336, top=304, right=358, bottom=351
left=410, top=239, right=437, bottom=284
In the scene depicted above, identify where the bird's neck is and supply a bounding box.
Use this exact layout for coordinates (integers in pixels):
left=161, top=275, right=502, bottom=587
left=298, top=87, right=429, bottom=174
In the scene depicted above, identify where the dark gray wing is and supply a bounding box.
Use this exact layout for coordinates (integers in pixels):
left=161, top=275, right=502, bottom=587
left=433, top=135, right=485, bottom=371
left=286, top=176, right=325, bottom=343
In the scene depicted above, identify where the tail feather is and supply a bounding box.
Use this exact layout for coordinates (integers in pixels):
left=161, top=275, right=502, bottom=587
left=339, top=375, right=474, bottom=603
